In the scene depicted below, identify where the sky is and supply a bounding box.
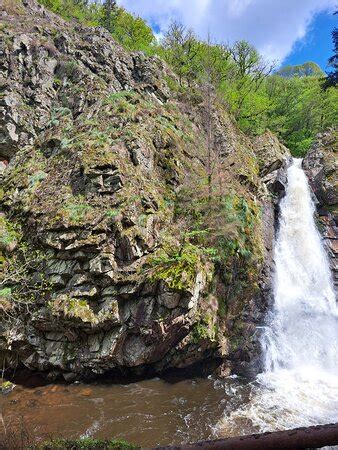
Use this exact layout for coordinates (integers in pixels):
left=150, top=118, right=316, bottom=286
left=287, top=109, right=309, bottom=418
left=117, top=0, right=336, bottom=69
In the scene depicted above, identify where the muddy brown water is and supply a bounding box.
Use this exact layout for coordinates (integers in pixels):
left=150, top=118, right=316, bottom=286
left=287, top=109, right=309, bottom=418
left=0, top=376, right=257, bottom=447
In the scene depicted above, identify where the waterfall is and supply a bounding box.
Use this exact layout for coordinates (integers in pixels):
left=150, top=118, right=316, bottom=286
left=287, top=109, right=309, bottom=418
left=264, top=157, right=337, bottom=374
left=218, top=158, right=338, bottom=434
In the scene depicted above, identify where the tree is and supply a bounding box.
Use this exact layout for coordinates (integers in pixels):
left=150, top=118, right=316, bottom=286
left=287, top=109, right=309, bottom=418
left=101, top=0, right=117, bottom=31
left=197, top=42, right=232, bottom=87
left=265, top=73, right=337, bottom=156
left=323, top=12, right=338, bottom=89
left=110, top=8, right=155, bottom=52
left=221, top=40, right=274, bottom=125
left=162, top=21, right=200, bottom=85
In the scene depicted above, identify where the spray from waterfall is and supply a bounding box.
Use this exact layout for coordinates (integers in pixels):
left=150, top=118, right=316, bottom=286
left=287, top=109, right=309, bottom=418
left=218, top=158, right=338, bottom=433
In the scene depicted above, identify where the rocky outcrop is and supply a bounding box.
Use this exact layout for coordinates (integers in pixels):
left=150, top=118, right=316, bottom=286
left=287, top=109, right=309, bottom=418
left=229, top=133, right=290, bottom=376
left=303, top=130, right=337, bottom=296
left=0, top=0, right=289, bottom=381
left=254, top=130, right=290, bottom=199
left=254, top=130, right=290, bottom=177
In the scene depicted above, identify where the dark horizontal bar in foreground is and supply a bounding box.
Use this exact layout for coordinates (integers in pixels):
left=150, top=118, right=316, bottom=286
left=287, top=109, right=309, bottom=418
left=155, top=423, right=338, bottom=450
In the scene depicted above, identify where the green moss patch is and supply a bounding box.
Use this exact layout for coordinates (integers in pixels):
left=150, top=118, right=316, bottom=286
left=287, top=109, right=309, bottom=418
left=37, top=438, right=139, bottom=450
left=147, top=242, right=204, bottom=291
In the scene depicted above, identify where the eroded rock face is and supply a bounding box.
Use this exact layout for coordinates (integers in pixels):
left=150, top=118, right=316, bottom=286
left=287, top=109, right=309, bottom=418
left=0, top=0, right=290, bottom=380
left=303, top=130, right=338, bottom=296
left=254, top=130, right=290, bottom=177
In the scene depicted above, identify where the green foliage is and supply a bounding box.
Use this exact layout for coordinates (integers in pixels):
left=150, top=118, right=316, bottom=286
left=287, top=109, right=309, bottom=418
left=60, top=197, right=93, bottom=224
left=104, top=90, right=138, bottom=119
left=161, top=21, right=200, bottom=84
left=264, top=74, right=337, bottom=155
left=47, top=106, right=72, bottom=128
left=147, top=242, right=202, bottom=291
left=179, top=190, right=262, bottom=267
left=176, top=182, right=263, bottom=312
left=38, top=0, right=102, bottom=26
left=28, top=170, right=48, bottom=189
left=0, top=287, right=12, bottom=298
left=191, top=316, right=217, bottom=344
left=49, top=296, right=98, bottom=323
left=108, top=8, right=155, bottom=52
left=0, top=223, right=52, bottom=317
left=105, top=90, right=137, bottom=104
left=0, top=217, right=20, bottom=250
left=37, top=438, right=138, bottom=450
left=38, top=0, right=155, bottom=53
left=213, top=195, right=260, bottom=265
left=106, top=208, right=121, bottom=218
left=0, top=380, right=15, bottom=394
left=276, top=62, right=324, bottom=78
left=37, top=0, right=336, bottom=156
left=159, top=25, right=335, bottom=155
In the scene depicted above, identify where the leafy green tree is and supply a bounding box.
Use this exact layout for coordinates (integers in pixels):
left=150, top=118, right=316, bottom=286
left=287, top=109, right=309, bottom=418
left=161, top=21, right=200, bottom=85
left=196, top=42, right=232, bottom=87
left=109, top=8, right=155, bottom=52
left=323, top=12, right=338, bottom=89
left=101, top=0, right=117, bottom=31
left=265, top=73, right=337, bottom=156
left=218, top=41, right=274, bottom=130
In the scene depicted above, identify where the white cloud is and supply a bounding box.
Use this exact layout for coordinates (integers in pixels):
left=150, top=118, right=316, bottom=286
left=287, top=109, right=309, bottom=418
left=117, top=0, right=336, bottom=64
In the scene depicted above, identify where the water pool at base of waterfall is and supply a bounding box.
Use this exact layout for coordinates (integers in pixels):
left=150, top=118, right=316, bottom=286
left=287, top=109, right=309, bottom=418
left=0, top=376, right=250, bottom=447
left=1, top=159, right=337, bottom=447
left=1, top=373, right=337, bottom=447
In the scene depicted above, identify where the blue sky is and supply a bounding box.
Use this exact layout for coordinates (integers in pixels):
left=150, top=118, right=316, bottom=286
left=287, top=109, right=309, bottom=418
left=118, top=0, right=336, bottom=68
left=283, top=11, right=336, bottom=70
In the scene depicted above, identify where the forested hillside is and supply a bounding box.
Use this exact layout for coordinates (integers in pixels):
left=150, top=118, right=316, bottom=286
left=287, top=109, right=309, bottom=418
left=36, top=0, right=337, bottom=156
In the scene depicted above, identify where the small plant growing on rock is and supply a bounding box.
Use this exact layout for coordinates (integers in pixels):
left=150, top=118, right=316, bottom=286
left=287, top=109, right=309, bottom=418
left=49, top=296, right=98, bottom=324
left=28, top=170, right=48, bottom=189
left=147, top=241, right=205, bottom=291
left=191, top=319, right=217, bottom=344
left=60, top=197, right=93, bottom=224
left=0, top=218, right=53, bottom=332
left=0, top=380, right=15, bottom=394
left=0, top=216, right=21, bottom=250
left=104, top=90, right=137, bottom=104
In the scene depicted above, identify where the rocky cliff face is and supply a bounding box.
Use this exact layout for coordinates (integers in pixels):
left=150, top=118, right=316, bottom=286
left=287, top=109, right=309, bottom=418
left=303, top=130, right=337, bottom=296
left=0, top=0, right=289, bottom=380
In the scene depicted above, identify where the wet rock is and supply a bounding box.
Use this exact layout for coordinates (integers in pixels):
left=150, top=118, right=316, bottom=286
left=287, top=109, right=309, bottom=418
left=303, top=130, right=337, bottom=297
left=303, top=130, right=337, bottom=207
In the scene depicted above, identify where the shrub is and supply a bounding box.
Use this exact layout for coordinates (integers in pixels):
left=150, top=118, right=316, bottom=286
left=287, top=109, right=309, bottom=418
left=147, top=242, right=202, bottom=291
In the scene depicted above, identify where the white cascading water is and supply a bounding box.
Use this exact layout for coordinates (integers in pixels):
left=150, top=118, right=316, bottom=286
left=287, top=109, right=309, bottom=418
left=218, top=158, right=338, bottom=433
